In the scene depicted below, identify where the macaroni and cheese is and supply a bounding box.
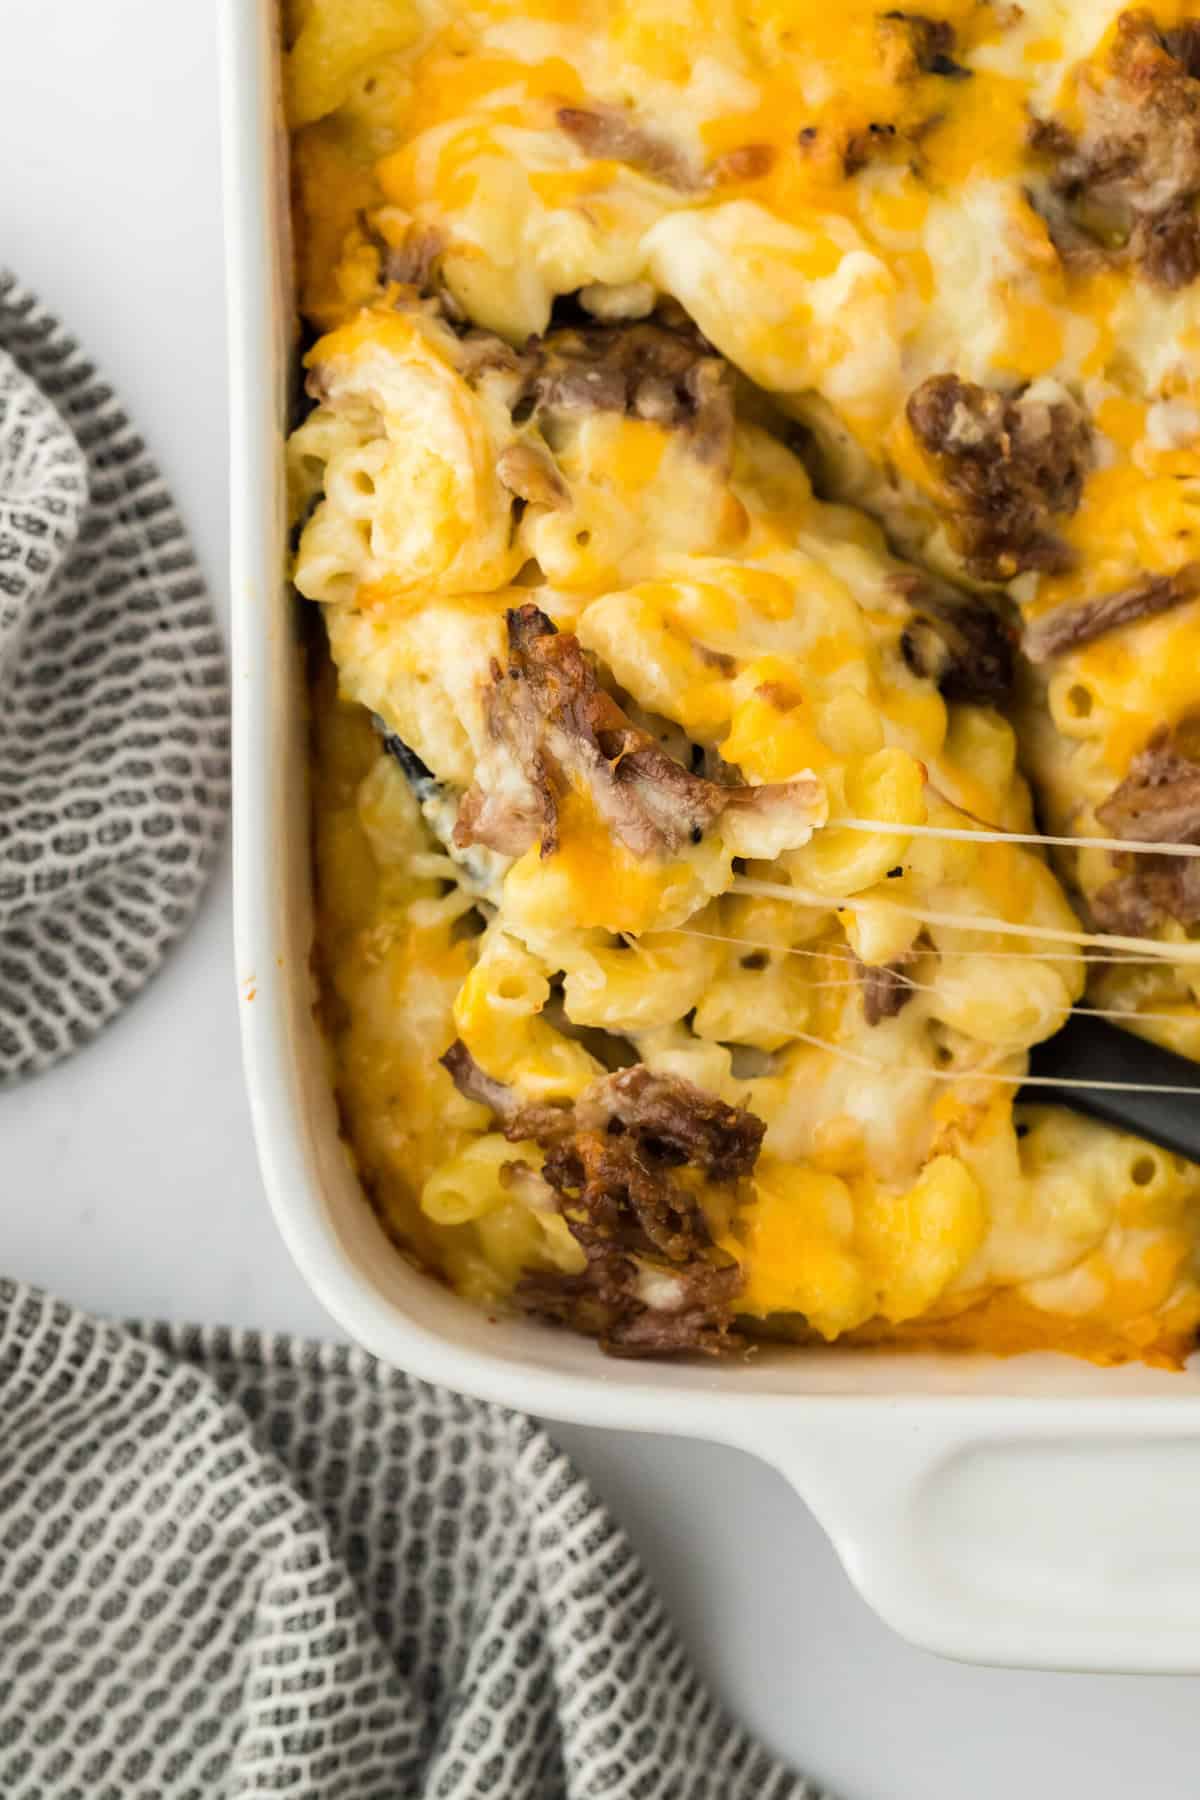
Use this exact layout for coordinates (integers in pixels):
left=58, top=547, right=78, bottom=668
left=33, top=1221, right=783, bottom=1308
left=289, top=0, right=1200, bottom=1364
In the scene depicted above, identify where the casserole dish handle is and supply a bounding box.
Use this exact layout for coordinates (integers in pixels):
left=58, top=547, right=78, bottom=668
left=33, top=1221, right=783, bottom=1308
left=766, top=1411, right=1200, bottom=1672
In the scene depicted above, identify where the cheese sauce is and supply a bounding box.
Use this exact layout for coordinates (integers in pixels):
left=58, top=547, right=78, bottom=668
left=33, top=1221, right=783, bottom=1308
left=292, top=0, right=1200, bottom=1364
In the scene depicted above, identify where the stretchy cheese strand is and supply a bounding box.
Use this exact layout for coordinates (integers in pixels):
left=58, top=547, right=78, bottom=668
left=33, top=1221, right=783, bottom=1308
left=664, top=924, right=1197, bottom=969
left=784, top=1026, right=1200, bottom=1095
left=731, top=879, right=1200, bottom=965
left=827, top=818, right=1200, bottom=859
left=666, top=928, right=1199, bottom=1020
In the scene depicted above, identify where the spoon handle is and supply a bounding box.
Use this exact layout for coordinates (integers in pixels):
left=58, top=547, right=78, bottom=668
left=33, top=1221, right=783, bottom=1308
left=1024, top=1013, right=1200, bottom=1163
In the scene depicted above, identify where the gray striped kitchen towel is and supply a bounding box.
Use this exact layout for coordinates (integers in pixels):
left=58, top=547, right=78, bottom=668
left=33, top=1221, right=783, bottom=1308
left=0, top=1283, right=819, bottom=1800
left=0, top=272, right=229, bottom=1081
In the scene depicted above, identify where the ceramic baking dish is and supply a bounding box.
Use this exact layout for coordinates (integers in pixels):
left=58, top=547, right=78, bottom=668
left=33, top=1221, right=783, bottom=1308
left=218, top=0, right=1200, bottom=1674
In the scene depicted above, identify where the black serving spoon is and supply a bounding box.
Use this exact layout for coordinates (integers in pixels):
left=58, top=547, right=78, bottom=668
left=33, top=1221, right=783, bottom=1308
left=1024, top=1012, right=1200, bottom=1162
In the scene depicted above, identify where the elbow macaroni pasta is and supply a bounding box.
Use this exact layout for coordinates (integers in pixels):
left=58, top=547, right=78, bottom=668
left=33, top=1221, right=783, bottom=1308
left=296, top=0, right=1200, bottom=1365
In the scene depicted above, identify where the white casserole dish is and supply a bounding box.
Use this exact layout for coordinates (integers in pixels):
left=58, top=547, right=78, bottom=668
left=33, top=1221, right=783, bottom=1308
left=218, top=0, right=1200, bottom=1674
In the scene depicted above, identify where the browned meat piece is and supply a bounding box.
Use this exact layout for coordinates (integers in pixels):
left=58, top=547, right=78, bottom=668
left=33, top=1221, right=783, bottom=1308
left=668, top=358, right=734, bottom=466
left=1089, top=872, right=1152, bottom=935
left=453, top=332, right=526, bottom=382
left=441, top=1039, right=515, bottom=1118
left=364, top=300, right=730, bottom=465
left=1027, top=116, right=1077, bottom=162
left=857, top=958, right=915, bottom=1026
left=573, top=1064, right=765, bottom=1181
left=1138, top=197, right=1200, bottom=286
left=906, top=375, right=1091, bottom=580
left=455, top=605, right=725, bottom=859
left=441, top=1042, right=764, bottom=1357
left=559, top=111, right=782, bottom=194
left=1096, top=716, right=1200, bottom=844
left=454, top=605, right=823, bottom=862
left=380, top=225, right=444, bottom=291
left=1089, top=716, right=1200, bottom=932
left=451, top=612, right=562, bottom=860
left=367, top=221, right=474, bottom=323
left=541, top=1131, right=716, bottom=1263
left=557, top=104, right=696, bottom=189
left=518, top=1261, right=742, bottom=1357
left=898, top=583, right=1017, bottom=702
left=1025, top=565, right=1200, bottom=661
left=495, top=442, right=570, bottom=510
left=1109, top=12, right=1200, bottom=206
left=1091, top=858, right=1200, bottom=934
left=443, top=1043, right=764, bottom=1185
left=879, top=11, right=971, bottom=79
left=1028, top=11, right=1200, bottom=289
left=441, top=1040, right=572, bottom=1143
left=520, top=321, right=734, bottom=467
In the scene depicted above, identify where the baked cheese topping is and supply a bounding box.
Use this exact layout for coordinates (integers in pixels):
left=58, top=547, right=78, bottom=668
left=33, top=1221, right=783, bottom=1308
left=291, top=0, right=1200, bottom=1363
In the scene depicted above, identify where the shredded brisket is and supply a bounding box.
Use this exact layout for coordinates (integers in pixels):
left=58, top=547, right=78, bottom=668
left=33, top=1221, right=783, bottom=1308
left=379, top=225, right=444, bottom=292
left=857, top=958, right=916, bottom=1026
left=454, top=605, right=823, bottom=862
left=558, top=102, right=780, bottom=193
left=1028, top=10, right=1200, bottom=289
left=517, top=321, right=735, bottom=467
left=1026, top=565, right=1200, bottom=660
left=906, top=374, right=1090, bottom=581
left=557, top=104, right=696, bottom=190
left=898, top=581, right=1017, bottom=703
left=1091, top=715, right=1200, bottom=932
left=442, top=1043, right=765, bottom=1356
left=1090, top=859, right=1200, bottom=935
left=1096, top=717, right=1200, bottom=845
left=573, top=1064, right=765, bottom=1181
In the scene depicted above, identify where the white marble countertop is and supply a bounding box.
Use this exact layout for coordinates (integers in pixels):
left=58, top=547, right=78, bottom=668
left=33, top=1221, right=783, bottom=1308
left=4, top=3, right=1200, bottom=1793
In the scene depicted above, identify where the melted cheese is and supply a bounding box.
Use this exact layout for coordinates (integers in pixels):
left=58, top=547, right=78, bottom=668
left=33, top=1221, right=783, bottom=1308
left=296, top=0, right=1200, bottom=1367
